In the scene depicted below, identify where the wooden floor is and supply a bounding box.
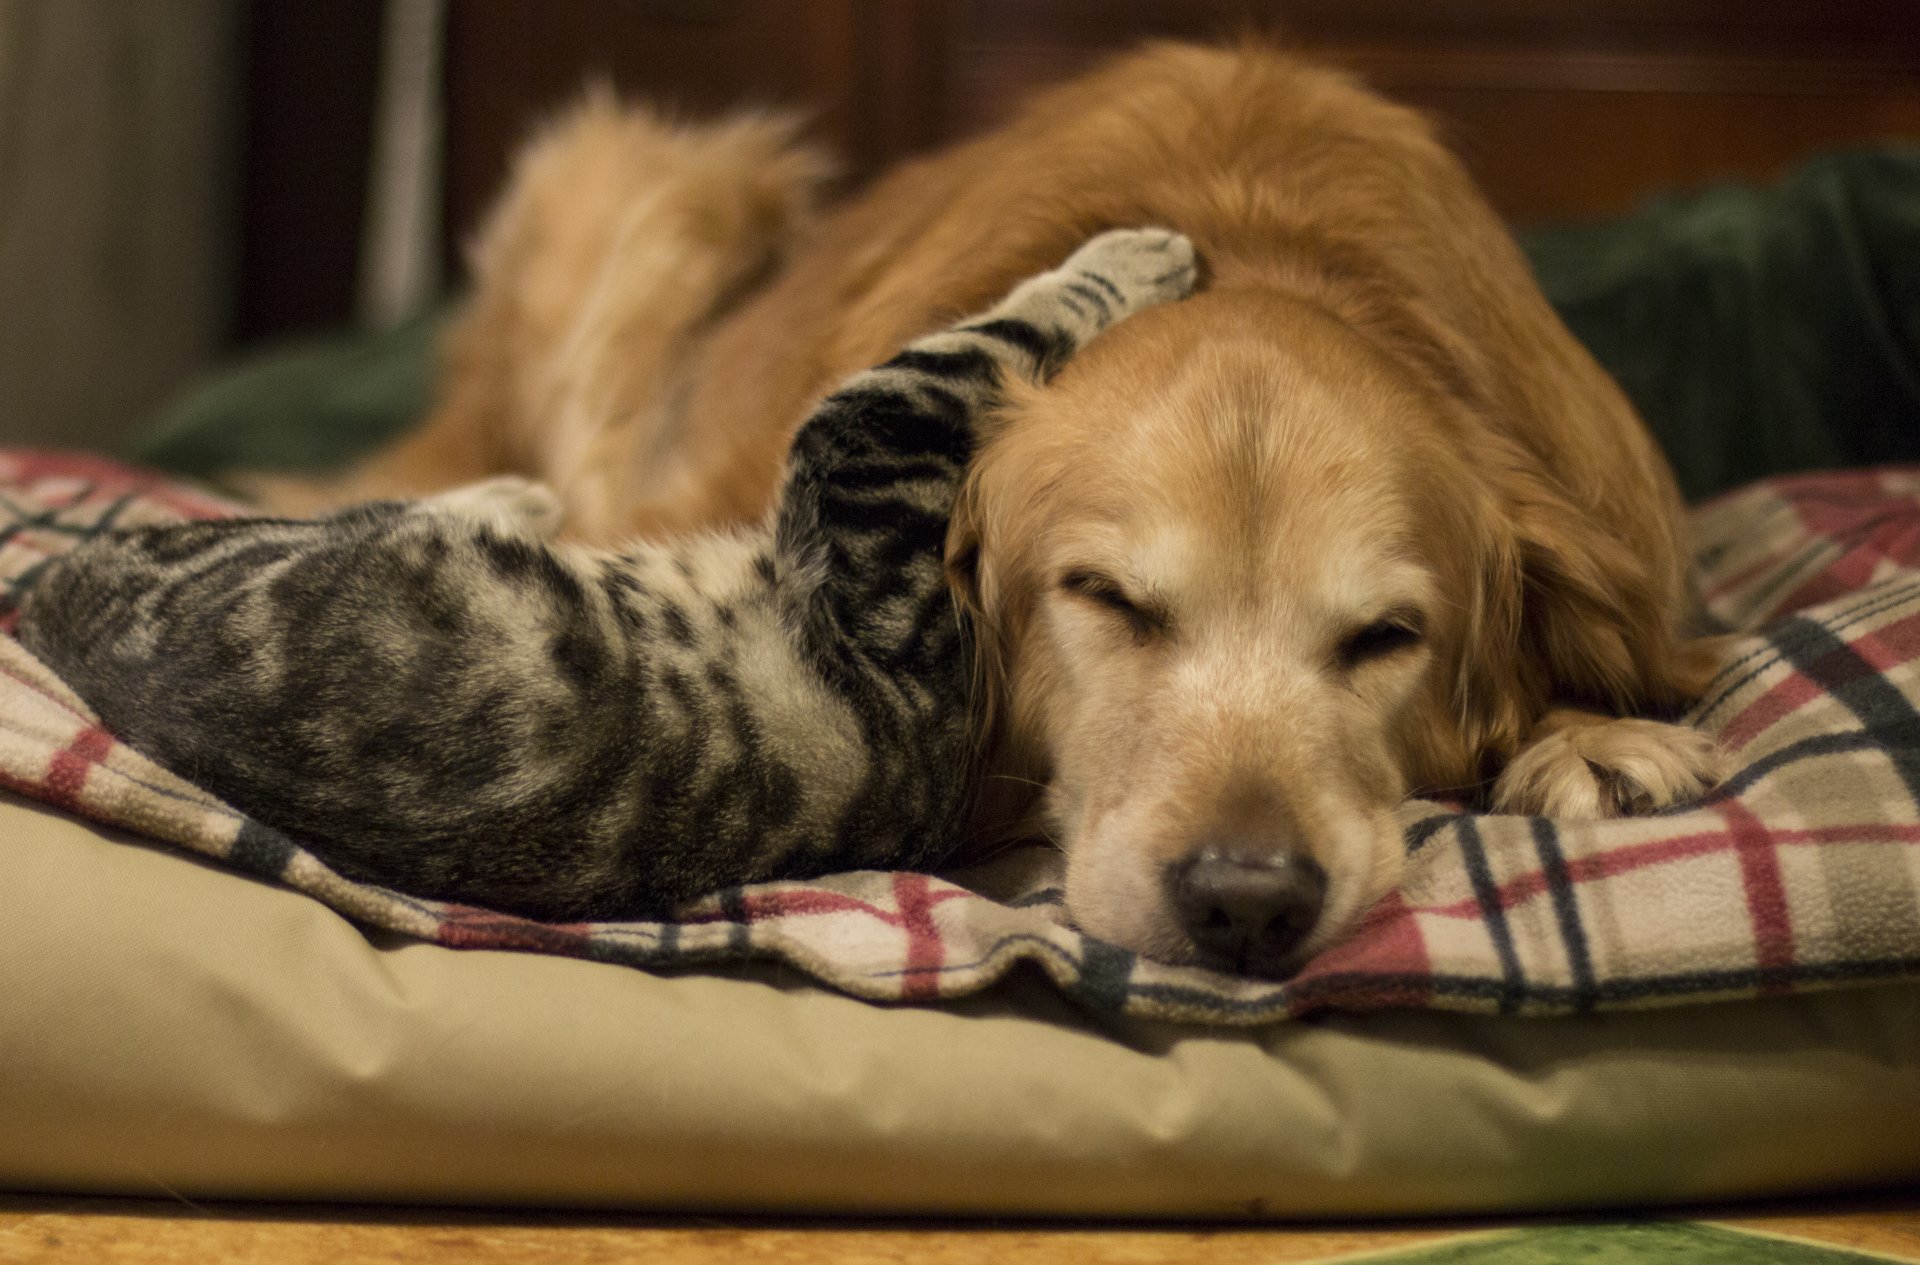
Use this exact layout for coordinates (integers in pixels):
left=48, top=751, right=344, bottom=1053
left=3, top=1192, right=1917, bottom=1264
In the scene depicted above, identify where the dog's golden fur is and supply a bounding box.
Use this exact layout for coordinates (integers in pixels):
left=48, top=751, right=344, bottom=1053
left=272, top=43, right=1726, bottom=969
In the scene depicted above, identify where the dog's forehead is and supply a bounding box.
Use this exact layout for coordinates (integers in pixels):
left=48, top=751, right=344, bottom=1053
left=1015, top=297, right=1454, bottom=601
left=1041, top=396, right=1439, bottom=626
left=1094, top=373, right=1417, bottom=545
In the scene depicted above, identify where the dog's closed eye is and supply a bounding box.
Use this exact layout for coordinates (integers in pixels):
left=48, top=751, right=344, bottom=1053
left=1060, top=569, right=1167, bottom=641
left=1338, top=611, right=1424, bottom=670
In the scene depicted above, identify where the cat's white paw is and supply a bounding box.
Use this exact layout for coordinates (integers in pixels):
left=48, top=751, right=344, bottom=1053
left=1059, top=227, right=1198, bottom=314
left=426, top=477, right=565, bottom=538
left=1492, top=712, right=1726, bottom=818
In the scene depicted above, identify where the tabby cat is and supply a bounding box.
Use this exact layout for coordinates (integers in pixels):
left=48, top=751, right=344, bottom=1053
left=18, top=228, right=1197, bottom=919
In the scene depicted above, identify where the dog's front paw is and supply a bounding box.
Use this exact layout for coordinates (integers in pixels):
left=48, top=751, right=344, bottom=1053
left=1492, top=711, right=1726, bottom=818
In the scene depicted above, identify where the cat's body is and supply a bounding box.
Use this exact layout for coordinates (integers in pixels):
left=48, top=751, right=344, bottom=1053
left=18, top=229, right=1196, bottom=919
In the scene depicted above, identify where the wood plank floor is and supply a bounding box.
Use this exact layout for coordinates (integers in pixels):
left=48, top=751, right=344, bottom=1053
left=3, top=1191, right=1916, bottom=1264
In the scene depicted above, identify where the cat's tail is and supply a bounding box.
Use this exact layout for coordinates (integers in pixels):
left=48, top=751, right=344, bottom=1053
left=13, top=524, right=225, bottom=730
left=237, top=92, right=835, bottom=541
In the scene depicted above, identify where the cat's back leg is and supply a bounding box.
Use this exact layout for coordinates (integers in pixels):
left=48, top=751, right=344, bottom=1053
left=418, top=476, right=565, bottom=540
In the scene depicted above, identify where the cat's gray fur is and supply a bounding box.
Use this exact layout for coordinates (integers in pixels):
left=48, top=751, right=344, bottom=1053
left=17, top=229, right=1196, bottom=919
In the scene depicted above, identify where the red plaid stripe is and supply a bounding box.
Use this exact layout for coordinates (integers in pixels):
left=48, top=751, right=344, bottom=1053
left=1716, top=798, right=1796, bottom=983
left=41, top=725, right=114, bottom=811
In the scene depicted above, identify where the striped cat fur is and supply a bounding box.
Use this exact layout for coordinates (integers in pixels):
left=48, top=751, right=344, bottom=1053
left=18, top=228, right=1197, bottom=919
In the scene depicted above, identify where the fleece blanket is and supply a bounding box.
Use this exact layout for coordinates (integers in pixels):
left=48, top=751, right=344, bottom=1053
left=2, top=448, right=1918, bottom=1026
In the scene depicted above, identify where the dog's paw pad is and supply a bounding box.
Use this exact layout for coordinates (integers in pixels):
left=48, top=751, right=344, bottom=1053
left=1492, top=717, right=1725, bottom=819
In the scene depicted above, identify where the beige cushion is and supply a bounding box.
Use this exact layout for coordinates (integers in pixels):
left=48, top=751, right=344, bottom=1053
left=3, top=791, right=1916, bottom=1216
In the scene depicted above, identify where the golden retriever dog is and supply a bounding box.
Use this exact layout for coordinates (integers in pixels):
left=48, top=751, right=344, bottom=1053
left=268, top=43, right=1726, bottom=976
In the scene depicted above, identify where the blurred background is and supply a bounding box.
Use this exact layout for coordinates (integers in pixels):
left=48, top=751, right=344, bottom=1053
left=2, top=0, right=1918, bottom=458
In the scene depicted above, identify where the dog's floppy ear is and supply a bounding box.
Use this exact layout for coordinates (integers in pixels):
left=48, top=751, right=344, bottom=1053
left=1457, top=439, right=1708, bottom=772
left=1501, top=460, right=1653, bottom=712
left=944, top=479, right=985, bottom=619
left=943, top=383, right=1048, bottom=709
left=945, top=473, right=1005, bottom=745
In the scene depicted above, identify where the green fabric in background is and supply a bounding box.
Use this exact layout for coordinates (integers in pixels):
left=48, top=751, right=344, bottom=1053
left=134, top=148, right=1920, bottom=503
left=136, top=309, right=443, bottom=485
left=1528, top=146, right=1920, bottom=501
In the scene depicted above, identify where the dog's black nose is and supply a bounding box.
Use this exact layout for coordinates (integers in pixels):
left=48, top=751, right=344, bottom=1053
left=1172, top=852, right=1326, bottom=975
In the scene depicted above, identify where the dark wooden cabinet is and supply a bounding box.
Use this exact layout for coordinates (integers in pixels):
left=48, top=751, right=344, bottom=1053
left=243, top=0, right=1920, bottom=338
left=440, top=0, right=953, bottom=251
left=440, top=0, right=1920, bottom=242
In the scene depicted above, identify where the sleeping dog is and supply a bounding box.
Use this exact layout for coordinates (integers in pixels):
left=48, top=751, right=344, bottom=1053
left=258, top=43, right=1725, bottom=976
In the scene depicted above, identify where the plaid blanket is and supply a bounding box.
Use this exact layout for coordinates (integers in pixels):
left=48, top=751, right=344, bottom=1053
left=3, top=448, right=1918, bottom=1026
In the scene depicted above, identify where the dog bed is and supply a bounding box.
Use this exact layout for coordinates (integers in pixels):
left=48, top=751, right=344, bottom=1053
left=5, top=147, right=1920, bottom=1215
left=5, top=449, right=1920, bottom=1025
left=2, top=448, right=1918, bottom=1213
